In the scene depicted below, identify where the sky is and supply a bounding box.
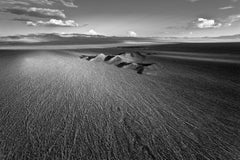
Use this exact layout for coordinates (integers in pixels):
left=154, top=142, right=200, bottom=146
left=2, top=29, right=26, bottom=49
left=0, top=0, right=240, bottom=37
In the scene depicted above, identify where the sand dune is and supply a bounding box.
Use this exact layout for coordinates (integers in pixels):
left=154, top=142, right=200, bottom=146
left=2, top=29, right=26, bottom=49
left=90, top=53, right=107, bottom=62
left=107, top=55, right=123, bottom=65
left=79, top=52, right=159, bottom=75
left=117, top=52, right=146, bottom=63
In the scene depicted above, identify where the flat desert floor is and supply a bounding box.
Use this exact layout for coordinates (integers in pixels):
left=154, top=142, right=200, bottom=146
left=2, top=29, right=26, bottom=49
left=0, top=44, right=240, bottom=159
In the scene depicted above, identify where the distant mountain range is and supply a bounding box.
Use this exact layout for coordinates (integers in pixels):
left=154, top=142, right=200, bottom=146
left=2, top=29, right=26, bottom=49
left=209, top=34, right=240, bottom=39
left=158, top=34, right=240, bottom=40
left=0, top=33, right=155, bottom=46
left=1, top=33, right=240, bottom=46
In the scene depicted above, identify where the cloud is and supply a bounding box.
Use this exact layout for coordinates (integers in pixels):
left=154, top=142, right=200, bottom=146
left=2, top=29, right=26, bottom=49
left=223, top=14, right=240, bottom=26
left=194, top=18, right=222, bottom=29
left=27, top=0, right=78, bottom=7
left=189, top=15, right=240, bottom=29
left=28, top=0, right=54, bottom=5
left=13, top=18, right=32, bottom=22
left=167, top=13, right=240, bottom=31
left=28, top=7, right=66, bottom=18
left=0, top=0, right=78, bottom=8
left=26, top=21, right=37, bottom=26
left=188, top=0, right=238, bottom=2
left=2, top=7, right=66, bottom=19
left=0, top=0, right=30, bottom=6
left=127, top=31, right=137, bottom=37
left=59, top=0, right=78, bottom=8
left=26, top=19, right=79, bottom=27
left=88, top=29, right=99, bottom=35
left=219, top=6, right=234, bottom=10
left=12, top=17, right=84, bottom=27
left=187, top=0, right=199, bottom=2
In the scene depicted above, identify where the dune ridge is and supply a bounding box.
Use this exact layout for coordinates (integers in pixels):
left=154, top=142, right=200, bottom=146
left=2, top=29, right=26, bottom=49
left=79, top=52, right=158, bottom=75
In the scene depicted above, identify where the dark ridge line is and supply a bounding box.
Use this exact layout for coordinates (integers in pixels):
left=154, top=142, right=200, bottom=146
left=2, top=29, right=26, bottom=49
left=116, top=62, right=132, bottom=68
left=137, top=63, right=154, bottom=67
left=104, top=55, right=115, bottom=61
left=79, top=55, right=96, bottom=60
left=79, top=55, right=88, bottom=59
left=136, top=66, right=145, bottom=74
left=79, top=53, right=156, bottom=75
left=86, top=56, right=96, bottom=60
left=134, top=51, right=146, bottom=58
left=117, top=51, right=146, bottom=58
left=117, top=52, right=126, bottom=55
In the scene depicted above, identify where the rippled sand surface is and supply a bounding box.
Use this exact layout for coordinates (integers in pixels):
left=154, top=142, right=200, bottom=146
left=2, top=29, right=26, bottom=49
left=0, top=50, right=240, bottom=160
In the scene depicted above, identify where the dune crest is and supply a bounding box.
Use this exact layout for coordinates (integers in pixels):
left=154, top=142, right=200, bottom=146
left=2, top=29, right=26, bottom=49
left=79, top=52, right=159, bottom=75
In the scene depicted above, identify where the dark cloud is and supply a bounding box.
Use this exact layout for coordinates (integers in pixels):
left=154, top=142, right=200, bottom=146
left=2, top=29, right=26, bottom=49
left=1, top=6, right=66, bottom=19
